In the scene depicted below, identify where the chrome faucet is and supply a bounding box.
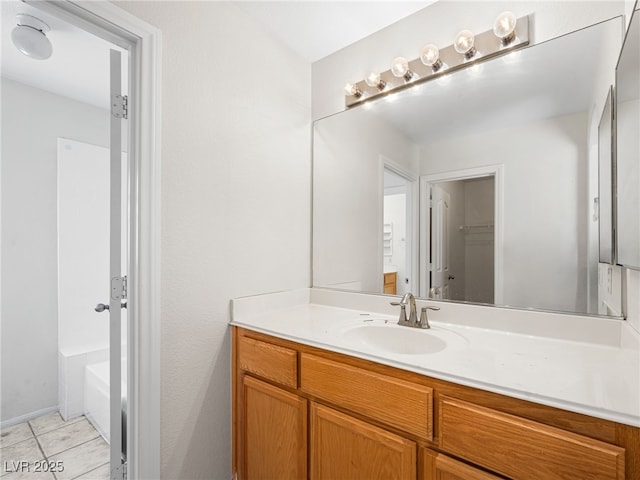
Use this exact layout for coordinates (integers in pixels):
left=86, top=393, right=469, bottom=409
left=391, top=293, right=418, bottom=327
left=391, top=293, right=440, bottom=329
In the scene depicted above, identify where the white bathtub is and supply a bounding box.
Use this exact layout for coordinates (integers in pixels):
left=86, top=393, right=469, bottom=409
left=84, top=360, right=127, bottom=443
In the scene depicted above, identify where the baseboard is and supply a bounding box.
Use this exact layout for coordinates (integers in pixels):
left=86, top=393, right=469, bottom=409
left=1, top=406, right=59, bottom=430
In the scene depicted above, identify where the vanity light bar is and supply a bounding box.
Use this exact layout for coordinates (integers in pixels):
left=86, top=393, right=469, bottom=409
left=345, top=13, right=530, bottom=108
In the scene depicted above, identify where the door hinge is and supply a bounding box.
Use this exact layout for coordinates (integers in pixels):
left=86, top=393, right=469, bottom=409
left=111, top=275, right=127, bottom=300
left=111, top=461, right=126, bottom=480
left=111, top=94, right=128, bottom=119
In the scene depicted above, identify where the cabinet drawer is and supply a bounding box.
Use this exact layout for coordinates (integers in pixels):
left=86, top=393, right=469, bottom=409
left=301, top=353, right=433, bottom=440
left=238, top=336, right=297, bottom=388
left=422, top=449, right=502, bottom=480
left=439, top=396, right=625, bottom=480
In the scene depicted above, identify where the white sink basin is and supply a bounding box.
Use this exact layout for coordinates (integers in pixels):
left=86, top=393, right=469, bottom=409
left=342, top=324, right=452, bottom=355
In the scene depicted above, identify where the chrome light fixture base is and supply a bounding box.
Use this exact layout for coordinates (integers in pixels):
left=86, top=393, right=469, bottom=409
left=345, top=14, right=529, bottom=108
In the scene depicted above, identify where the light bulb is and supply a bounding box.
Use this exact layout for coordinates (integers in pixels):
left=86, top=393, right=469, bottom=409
left=344, top=82, right=362, bottom=98
left=391, top=56, right=413, bottom=81
left=420, top=44, right=443, bottom=72
left=365, top=72, right=386, bottom=90
left=454, top=30, right=476, bottom=59
left=493, top=11, right=517, bottom=45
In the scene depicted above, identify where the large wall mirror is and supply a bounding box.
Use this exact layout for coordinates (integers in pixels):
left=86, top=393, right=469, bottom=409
left=616, top=7, right=640, bottom=270
left=313, top=17, right=625, bottom=317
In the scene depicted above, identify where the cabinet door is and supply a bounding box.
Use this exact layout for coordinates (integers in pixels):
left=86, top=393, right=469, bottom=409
left=243, top=376, right=307, bottom=480
left=422, top=449, right=501, bottom=480
left=310, top=402, right=416, bottom=480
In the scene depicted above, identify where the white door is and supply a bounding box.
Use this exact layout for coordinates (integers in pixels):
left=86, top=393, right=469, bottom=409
left=431, top=184, right=450, bottom=299
left=108, top=49, right=127, bottom=480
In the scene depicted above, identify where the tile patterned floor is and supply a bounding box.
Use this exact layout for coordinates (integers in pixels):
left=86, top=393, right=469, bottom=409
left=0, top=413, right=109, bottom=480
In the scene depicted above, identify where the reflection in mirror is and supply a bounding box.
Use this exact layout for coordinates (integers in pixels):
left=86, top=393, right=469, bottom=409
left=422, top=171, right=496, bottom=304
left=616, top=8, right=640, bottom=269
left=313, top=17, right=624, bottom=317
left=598, top=87, right=615, bottom=264
left=383, top=166, right=416, bottom=296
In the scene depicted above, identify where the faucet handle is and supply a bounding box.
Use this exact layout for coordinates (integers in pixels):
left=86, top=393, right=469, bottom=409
left=390, top=301, right=410, bottom=326
left=418, top=306, right=440, bottom=329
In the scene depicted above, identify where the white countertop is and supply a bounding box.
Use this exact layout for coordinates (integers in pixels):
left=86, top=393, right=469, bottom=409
left=230, top=288, right=640, bottom=427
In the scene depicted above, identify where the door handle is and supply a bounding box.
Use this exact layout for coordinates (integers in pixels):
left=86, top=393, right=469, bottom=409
left=95, top=303, right=109, bottom=312
left=95, top=301, right=127, bottom=312
left=448, top=274, right=456, bottom=280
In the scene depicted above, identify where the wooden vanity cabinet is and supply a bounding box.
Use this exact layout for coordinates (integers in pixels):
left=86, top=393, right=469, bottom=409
left=232, top=327, right=640, bottom=480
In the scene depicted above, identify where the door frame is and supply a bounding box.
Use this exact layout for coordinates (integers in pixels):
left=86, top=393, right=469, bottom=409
left=419, top=165, right=504, bottom=304
left=28, top=2, right=162, bottom=478
left=379, top=156, right=418, bottom=295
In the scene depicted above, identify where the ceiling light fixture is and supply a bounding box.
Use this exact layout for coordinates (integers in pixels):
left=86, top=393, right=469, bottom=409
left=344, top=13, right=529, bottom=107
left=11, top=14, right=53, bottom=60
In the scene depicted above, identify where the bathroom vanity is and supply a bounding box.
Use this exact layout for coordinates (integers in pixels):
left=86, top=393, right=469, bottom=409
left=231, top=8, right=640, bottom=479
left=230, top=289, right=640, bottom=480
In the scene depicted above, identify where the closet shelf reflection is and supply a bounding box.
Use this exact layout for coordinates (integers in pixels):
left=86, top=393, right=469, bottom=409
left=459, top=224, right=494, bottom=233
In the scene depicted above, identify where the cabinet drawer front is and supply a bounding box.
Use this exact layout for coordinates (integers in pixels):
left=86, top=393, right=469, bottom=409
left=423, top=449, right=502, bottom=480
left=301, top=353, right=433, bottom=439
left=439, top=396, right=625, bottom=480
left=238, top=336, right=297, bottom=388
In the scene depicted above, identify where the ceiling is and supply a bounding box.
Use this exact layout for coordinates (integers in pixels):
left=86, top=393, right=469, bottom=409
left=1, top=1, right=433, bottom=109
left=236, top=1, right=435, bottom=62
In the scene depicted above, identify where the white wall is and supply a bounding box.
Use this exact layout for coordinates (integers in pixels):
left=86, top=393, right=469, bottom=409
left=1, top=79, right=109, bottom=423
left=116, top=2, right=311, bottom=478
